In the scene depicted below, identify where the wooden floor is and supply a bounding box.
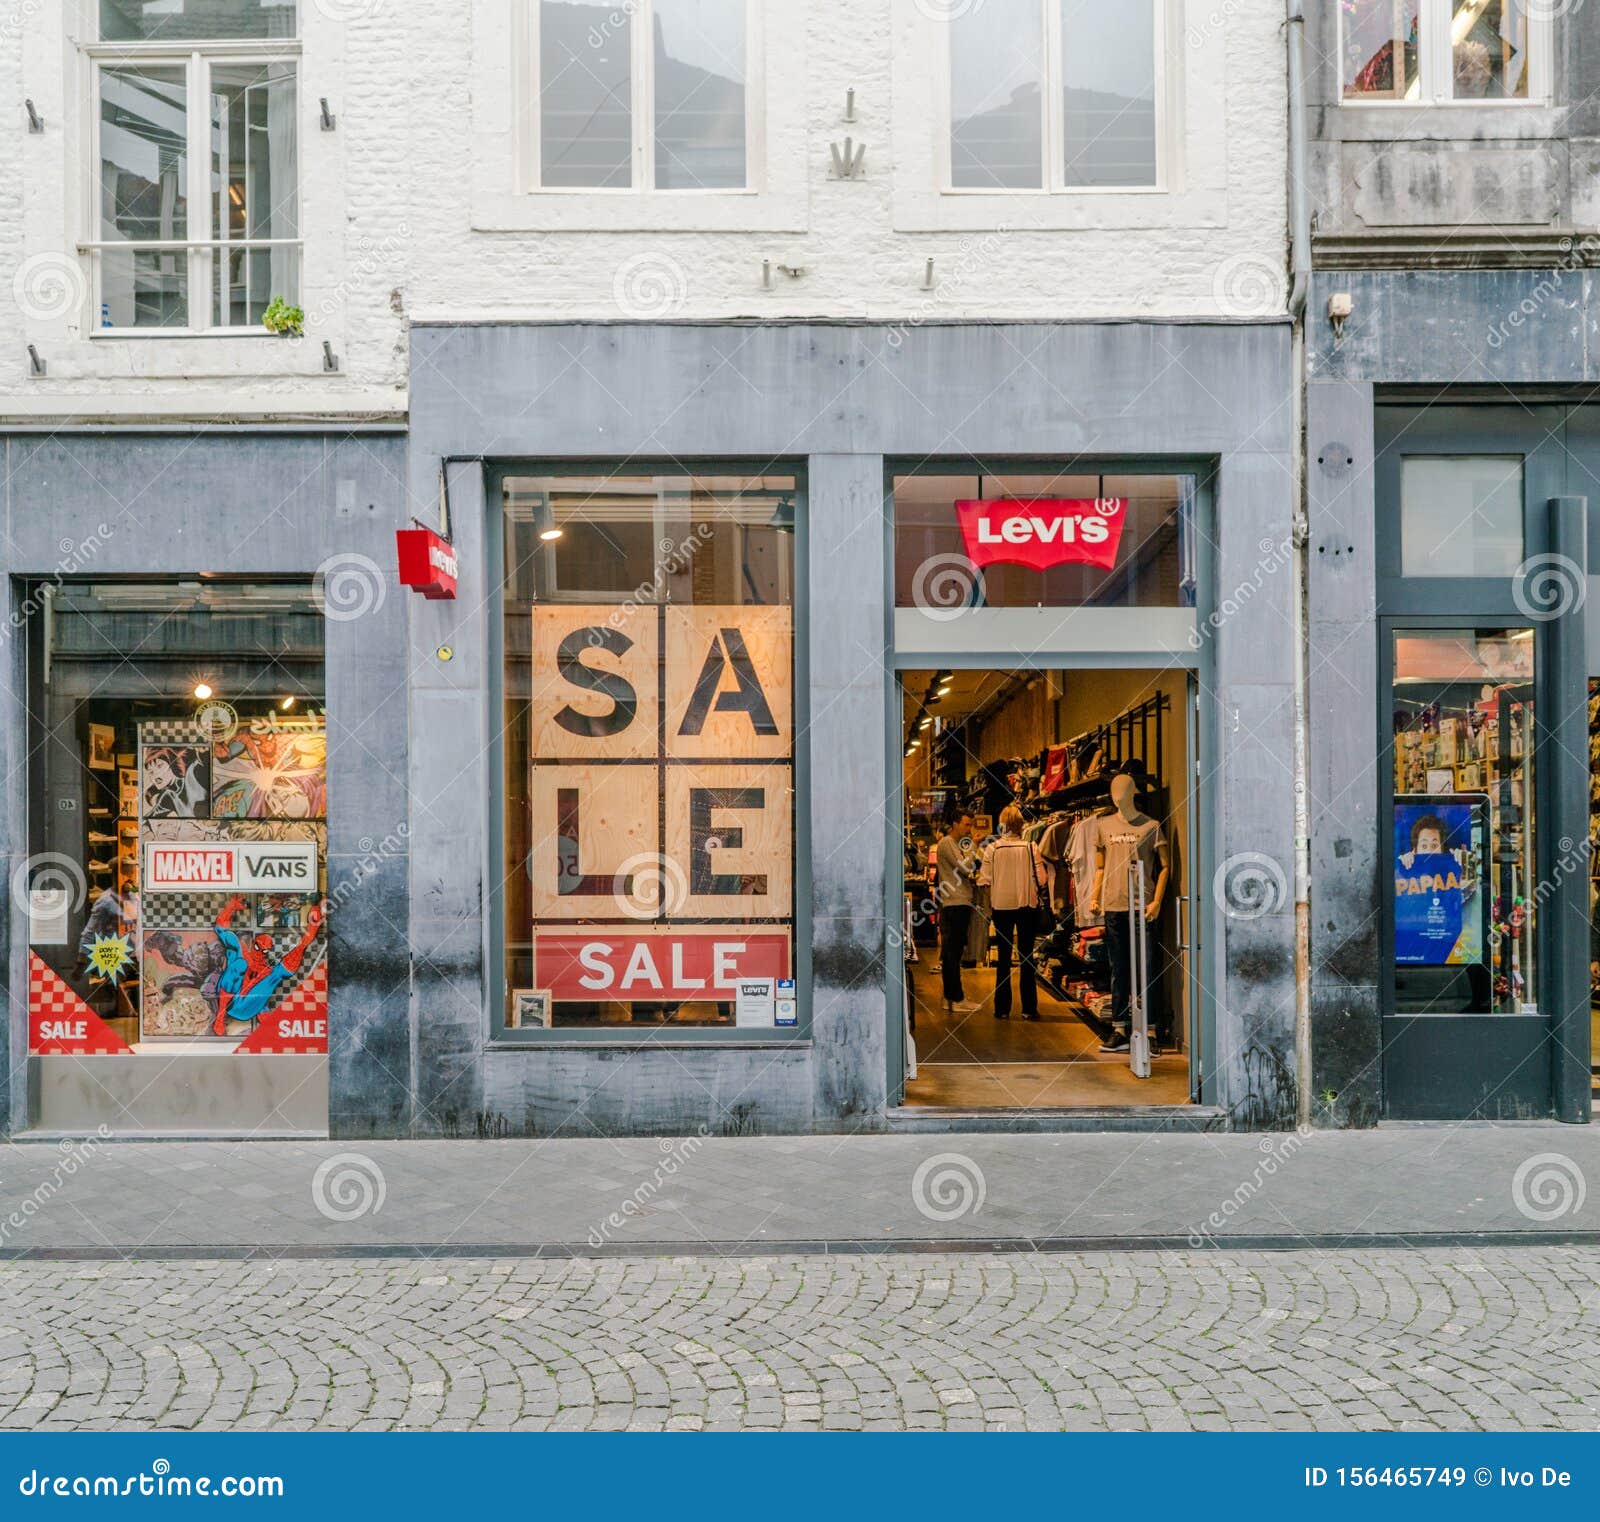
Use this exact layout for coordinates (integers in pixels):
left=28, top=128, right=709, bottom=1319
left=904, top=949, right=1190, bottom=1109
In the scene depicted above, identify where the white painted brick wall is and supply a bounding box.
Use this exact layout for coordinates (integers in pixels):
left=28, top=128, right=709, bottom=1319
left=0, top=0, right=1288, bottom=417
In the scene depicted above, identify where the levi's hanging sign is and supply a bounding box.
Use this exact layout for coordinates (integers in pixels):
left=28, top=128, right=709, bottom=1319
left=955, top=498, right=1127, bottom=573
left=396, top=525, right=459, bottom=599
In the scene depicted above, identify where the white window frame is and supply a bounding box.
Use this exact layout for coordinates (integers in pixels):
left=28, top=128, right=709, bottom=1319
left=1339, top=0, right=1552, bottom=108
left=936, top=0, right=1166, bottom=196
left=526, top=0, right=761, bottom=195
left=82, top=34, right=302, bottom=336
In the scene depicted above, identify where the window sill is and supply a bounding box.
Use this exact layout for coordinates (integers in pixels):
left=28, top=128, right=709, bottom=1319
left=892, top=185, right=1225, bottom=234
left=89, top=329, right=282, bottom=340
left=1329, top=103, right=1562, bottom=142
left=486, top=1034, right=812, bottom=1050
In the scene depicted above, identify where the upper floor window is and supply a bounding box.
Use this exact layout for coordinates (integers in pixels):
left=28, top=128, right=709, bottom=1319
left=532, top=0, right=750, bottom=192
left=1342, top=0, right=1548, bottom=104
left=945, top=0, right=1162, bottom=191
left=92, top=0, right=300, bottom=332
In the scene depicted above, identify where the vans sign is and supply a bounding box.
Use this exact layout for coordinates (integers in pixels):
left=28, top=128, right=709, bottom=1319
left=955, top=498, right=1127, bottom=573
left=145, top=840, right=318, bottom=894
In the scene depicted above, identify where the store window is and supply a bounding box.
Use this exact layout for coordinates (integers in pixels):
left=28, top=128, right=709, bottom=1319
left=1400, top=456, right=1524, bottom=578
left=1342, top=0, right=1546, bottom=104
left=893, top=472, right=1196, bottom=611
left=93, top=1, right=299, bottom=332
left=22, top=581, right=328, bottom=1061
left=533, top=0, right=749, bottom=191
left=1391, top=628, right=1535, bottom=1015
left=946, top=0, right=1161, bottom=190
left=499, top=472, right=797, bottom=1031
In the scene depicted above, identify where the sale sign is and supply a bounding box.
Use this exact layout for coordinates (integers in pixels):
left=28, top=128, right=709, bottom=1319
left=954, top=498, right=1127, bottom=572
left=534, top=929, right=791, bottom=1002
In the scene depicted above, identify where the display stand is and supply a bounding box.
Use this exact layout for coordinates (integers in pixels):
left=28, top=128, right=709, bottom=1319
left=1128, top=866, right=1152, bottom=1080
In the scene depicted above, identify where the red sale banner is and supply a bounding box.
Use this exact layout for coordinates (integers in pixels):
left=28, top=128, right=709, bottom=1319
left=535, top=929, right=791, bottom=1002
left=955, top=498, right=1127, bottom=572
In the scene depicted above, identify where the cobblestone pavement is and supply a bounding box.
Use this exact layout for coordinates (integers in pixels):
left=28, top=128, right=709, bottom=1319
left=3, top=1249, right=1600, bottom=1431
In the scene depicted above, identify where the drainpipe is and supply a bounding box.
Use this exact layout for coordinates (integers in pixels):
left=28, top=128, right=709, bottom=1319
left=1286, top=0, right=1313, bottom=1131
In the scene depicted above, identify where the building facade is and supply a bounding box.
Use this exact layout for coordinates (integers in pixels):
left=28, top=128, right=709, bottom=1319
left=1305, top=2, right=1599, bottom=1125
left=1, top=0, right=1303, bottom=1137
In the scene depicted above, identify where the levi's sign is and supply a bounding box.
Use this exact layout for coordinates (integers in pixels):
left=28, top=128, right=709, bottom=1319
left=145, top=840, right=318, bottom=893
left=955, top=498, right=1127, bottom=573
left=395, top=526, right=459, bottom=600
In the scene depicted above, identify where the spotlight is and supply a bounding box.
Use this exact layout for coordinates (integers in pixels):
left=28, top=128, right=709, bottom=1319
left=533, top=499, right=564, bottom=543
left=279, top=695, right=296, bottom=711
left=193, top=682, right=213, bottom=701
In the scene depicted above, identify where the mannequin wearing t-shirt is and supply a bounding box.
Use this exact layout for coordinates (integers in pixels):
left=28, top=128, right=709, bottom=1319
left=1087, top=772, right=1170, bottom=1055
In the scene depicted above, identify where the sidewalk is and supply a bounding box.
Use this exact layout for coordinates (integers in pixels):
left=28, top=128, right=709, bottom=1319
left=3, top=1125, right=1599, bottom=1257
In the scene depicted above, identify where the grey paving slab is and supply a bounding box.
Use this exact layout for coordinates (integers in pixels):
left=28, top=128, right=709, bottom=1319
left=0, top=1126, right=1598, bottom=1255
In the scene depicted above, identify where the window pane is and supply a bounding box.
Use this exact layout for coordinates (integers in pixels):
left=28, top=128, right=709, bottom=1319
left=1392, top=629, right=1535, bottom=1015
left=540, top=0, right=633, bottom=188
left=210, top=63, right=299, bottom=327
left=1061, top=0, right=1157, bottom=187
left=99, top=0, right=297, bottom=41
left=949, top=0, right=1043, bottom=189
left=1343, top=0, right=1421, bottom=100
left=894, top=472, right=1196, bottom=610
left=1400, top=457, right=1524, bottom=577
left=654, top=0, right=746, bottom=189
left=99, top=248, right=188, bottom=330
left=1452, top=0, right=1530, bottom=99
left=503, top=474, right=797, bottom=1030
left=100, top=66, right=189, bottom=328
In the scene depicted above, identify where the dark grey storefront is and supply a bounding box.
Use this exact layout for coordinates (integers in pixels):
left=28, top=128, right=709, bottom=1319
left=2, top=319, right=1299, bottom=1137
left=1308, top=272, right=1599, bottom=1126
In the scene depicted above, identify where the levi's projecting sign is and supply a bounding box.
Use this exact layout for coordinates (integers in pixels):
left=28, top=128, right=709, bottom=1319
left=955, top=498, right=1127, bottom=573
left=145, top=840, right=318, bottom=893
left=396, top=526, right=459, bottom=599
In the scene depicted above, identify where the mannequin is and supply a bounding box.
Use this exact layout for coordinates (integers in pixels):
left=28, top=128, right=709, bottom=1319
left=1088, top=773, right=1170, bottom=1054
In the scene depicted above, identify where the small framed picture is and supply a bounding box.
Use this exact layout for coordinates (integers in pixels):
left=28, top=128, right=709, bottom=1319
left=87, top=724, right=116, bottom=771
left=1426, top=768, right=1454, bottom=795
left=509, top=989, right=551, bottom=1030
left=118, top=768, right=139, bottom=815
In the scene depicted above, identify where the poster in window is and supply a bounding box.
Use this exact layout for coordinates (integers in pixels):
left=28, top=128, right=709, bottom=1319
left=1393, top=795, right=1488, bottom=967
left=88, top=723, right=117, bottom=771
left=211, top=730, right=327, bottom=820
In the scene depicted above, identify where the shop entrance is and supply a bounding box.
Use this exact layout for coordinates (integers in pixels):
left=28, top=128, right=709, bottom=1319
left=21, top=581, right=330, bottom=1136
left=898, top=665, right=1195, bottom=1109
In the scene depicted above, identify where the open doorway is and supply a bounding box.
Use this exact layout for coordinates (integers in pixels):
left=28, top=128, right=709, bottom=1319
left=900, top=666, right=1194, bottom=1109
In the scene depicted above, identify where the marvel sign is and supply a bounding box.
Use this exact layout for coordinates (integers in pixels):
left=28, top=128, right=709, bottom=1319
left=145, top=840, right=318, bottom=893
left=955, top=498, right=1127, bottom=573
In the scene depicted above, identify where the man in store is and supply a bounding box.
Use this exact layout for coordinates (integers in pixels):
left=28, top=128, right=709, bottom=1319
left=935, top=812, right=980, bottom=1015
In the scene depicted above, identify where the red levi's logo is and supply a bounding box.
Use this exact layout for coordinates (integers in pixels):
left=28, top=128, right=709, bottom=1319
left=955, top=498, right=1127, bottom=573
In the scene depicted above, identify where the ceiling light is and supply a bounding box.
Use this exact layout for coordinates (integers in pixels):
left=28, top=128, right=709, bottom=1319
left=533, top=499, right=564, bottom=542
left=937, top=684, right=952, bottom=696
left=193, top=682, right=213, bottom=701
left=280, top=695, right=296, bottom=711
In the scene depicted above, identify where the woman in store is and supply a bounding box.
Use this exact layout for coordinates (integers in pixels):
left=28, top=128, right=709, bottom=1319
left=980, top=805, right=1045, bottom=1021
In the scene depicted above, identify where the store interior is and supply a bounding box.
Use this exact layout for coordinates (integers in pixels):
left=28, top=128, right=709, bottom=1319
left=901, top=665, right=1193, bottom=1109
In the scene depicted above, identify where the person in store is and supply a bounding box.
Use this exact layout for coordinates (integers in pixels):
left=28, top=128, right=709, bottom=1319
left=978, top=805, right=1045, bottom=1020
left=1088, top=772, right=1170, bottom=1055
left=934, top=811, right=980, bottom=1014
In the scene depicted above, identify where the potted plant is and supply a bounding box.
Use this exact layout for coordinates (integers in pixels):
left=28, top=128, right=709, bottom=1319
left=262, top=297, right=305, bottom=337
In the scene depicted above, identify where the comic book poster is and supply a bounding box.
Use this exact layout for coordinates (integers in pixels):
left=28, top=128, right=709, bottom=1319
left=211, top=731, right=327, bottom=820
